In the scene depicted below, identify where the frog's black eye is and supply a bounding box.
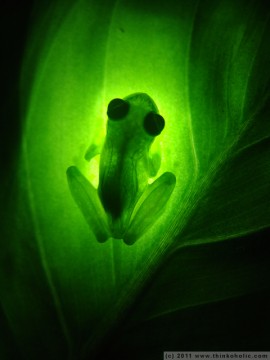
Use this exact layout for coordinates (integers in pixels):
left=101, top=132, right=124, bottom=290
left=107, top=98, right=129, bottom=120
left=143, top=112, right=165, bottom=136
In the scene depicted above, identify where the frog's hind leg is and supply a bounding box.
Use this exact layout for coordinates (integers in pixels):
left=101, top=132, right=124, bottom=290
left=124, top=172, right=176, bottom=245
left=66, top=166, right=110, bottom=243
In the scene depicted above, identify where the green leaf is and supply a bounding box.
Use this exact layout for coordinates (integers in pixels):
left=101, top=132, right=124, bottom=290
left=1, top=0, right=270, bottom=359
left=96, top=236, right=270, bottom=358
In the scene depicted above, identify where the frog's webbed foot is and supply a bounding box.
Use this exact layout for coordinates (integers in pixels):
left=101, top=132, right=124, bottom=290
left=124, top=172, right=176, bottom=245
left=66, top=166, right=110, bottom=242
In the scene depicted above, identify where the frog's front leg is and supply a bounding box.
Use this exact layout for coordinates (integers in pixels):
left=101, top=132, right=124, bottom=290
left=148, top=152, right=161, bottom=178
left=123, top=171, right=176, bottom=245
left=84, top=143, right=102, bottom=162
left=66, top=166, right=110, bottom=242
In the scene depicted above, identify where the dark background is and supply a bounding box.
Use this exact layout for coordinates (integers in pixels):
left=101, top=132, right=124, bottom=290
left=1, top=2, right=34, bottom=194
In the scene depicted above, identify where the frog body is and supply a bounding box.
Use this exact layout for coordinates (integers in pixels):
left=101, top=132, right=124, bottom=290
left=67, top=93, right=176, bottom=245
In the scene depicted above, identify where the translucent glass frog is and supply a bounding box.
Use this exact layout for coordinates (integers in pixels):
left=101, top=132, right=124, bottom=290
left=66, top=93, right=176, bottom=245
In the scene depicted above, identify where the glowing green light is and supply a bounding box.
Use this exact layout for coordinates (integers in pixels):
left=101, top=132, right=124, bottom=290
left=3, top=0, right=268, bottom=359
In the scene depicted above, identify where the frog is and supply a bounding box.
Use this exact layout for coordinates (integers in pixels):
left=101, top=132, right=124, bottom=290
left=66, top=93, right=176, bottom=245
